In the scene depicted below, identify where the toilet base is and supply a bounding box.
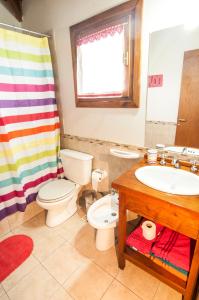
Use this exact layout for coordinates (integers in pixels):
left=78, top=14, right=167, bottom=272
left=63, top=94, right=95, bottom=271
left=46, top=203, right=77, bottom=227
left=96, top=227, right=115, bottom=251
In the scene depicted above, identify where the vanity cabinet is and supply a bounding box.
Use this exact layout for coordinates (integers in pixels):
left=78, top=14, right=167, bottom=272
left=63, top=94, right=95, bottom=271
left=112, top=161, right=199, bottom=300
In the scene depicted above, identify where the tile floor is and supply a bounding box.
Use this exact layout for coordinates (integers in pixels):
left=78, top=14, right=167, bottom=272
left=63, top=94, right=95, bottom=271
left=0, top=210, right=198, bottom=300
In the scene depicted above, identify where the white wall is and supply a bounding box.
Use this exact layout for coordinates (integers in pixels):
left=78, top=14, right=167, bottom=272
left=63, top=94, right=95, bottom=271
left=21, top=0, right=197, bottom=146
left=0, top=1, right=20, bottom=25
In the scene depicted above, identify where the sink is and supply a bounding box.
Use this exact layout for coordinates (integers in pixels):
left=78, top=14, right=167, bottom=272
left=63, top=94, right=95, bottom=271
left=165, top=146, right=199, bottom=156
left=135, top=166, right=199, bottom=195
left=110, top=148, right=140, bottom=159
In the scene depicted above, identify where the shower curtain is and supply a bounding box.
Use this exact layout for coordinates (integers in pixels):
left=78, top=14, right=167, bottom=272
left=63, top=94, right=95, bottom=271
left=0, top=28, right=63, bottom=220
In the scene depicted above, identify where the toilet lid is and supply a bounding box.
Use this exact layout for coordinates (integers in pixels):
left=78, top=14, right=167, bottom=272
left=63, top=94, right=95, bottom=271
left=38, top=179, right=75, bottom=201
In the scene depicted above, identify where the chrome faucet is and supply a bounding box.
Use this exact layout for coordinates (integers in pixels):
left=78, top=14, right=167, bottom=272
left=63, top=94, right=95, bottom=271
left=190, top=159, right=198, bottom=173
left=181, top=147, right=187, bottom=155
left=173, top=159, right=180, bottom=169
left=171, top=155, right=180, bottom=168
left=159, top=153, right=166, bottom=166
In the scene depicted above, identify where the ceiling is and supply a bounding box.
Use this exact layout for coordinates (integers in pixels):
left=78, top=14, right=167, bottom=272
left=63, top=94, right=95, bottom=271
left=1, top=0, right=23, bottom=22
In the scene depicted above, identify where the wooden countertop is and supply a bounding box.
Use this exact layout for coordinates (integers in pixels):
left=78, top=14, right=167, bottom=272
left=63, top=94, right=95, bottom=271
left=112, top=160, right=199, bottom=216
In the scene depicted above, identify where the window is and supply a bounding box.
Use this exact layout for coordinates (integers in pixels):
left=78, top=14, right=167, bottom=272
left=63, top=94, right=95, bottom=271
left=70, top=0, right=142, bottom=108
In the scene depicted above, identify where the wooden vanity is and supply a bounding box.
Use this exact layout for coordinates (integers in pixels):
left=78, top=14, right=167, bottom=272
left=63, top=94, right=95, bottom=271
left=112, top=160, right=199, bottom=300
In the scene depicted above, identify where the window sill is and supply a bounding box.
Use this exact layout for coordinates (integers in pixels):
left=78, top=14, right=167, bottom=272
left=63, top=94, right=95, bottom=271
left=75, top=97, right=139, bottom=108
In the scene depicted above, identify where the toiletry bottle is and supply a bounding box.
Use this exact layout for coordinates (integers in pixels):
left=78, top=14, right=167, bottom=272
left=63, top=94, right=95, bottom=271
left=147, top=149, right=158, bottom=164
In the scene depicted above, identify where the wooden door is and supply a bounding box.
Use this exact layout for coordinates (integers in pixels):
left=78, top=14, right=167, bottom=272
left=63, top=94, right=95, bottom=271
left=175, top=49, right=199, bottom=148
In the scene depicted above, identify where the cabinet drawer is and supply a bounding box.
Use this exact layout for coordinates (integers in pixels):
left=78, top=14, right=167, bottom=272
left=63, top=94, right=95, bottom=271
left=123, top=193, right=199, bottom=239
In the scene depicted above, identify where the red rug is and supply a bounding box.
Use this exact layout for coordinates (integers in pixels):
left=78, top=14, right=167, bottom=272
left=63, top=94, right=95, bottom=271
left=0, top=234, right=33, bottom=282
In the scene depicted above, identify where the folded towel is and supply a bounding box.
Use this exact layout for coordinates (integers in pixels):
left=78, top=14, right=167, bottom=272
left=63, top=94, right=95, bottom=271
left=150, top=253, right=188, bottom=275
left=151, top=227, right=190, bottom=272
left=149, top=254, right=188, bottom=280
left=126, top=220, right=163, bottom=254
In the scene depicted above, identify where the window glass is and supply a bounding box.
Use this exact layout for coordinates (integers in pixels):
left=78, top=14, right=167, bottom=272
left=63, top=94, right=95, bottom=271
left=70, top=0, right=142, bottom=108
left=77, top=24, right=126, bottom=98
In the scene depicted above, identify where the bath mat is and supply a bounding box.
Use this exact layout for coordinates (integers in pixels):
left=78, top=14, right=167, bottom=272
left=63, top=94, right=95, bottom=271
left=0, top=235, right=33, bottom=282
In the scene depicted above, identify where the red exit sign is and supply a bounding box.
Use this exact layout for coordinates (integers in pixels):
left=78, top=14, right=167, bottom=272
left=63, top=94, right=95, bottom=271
left=148, top=74, right=163, bottom=87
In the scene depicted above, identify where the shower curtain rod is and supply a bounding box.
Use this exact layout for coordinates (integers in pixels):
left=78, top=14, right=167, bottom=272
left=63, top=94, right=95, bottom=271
left=0, top=22, right=51, bottom=38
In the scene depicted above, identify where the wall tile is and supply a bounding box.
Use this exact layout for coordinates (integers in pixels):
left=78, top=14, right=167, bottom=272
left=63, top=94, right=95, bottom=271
left=61, top=134, right=144, bottom=192
left=145, top=121, right=176, bottom=148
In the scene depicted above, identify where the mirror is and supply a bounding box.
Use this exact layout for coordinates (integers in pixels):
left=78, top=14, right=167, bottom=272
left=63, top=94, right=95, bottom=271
left=145, top=25, right=199, bottom=149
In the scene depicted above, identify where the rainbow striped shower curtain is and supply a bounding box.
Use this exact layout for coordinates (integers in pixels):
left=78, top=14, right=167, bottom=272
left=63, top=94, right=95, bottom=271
left=0, top=28, right=63, bottom=220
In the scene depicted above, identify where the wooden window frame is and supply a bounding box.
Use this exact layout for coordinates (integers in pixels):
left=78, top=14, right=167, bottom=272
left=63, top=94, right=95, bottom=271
left=70, top=0, right=142, bottom=108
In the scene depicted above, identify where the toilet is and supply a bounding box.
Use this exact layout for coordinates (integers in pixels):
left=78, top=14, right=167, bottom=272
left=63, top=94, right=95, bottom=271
left=36, top=149, right=93, bottom=227
left=87, top=193, right=119, bottom=251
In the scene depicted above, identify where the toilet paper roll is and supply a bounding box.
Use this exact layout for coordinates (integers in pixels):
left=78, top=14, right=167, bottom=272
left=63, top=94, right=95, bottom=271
left=141, top=220, right=156, bottom=240
left=91, top=170, right=102, bottom=192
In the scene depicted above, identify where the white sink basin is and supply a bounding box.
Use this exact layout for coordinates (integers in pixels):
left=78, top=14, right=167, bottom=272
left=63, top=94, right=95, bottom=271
left=135, top=166, right=199, bottom=195
left=165, top=146, right=199, bottom=156
left=110, top=148, right=140, bottom=159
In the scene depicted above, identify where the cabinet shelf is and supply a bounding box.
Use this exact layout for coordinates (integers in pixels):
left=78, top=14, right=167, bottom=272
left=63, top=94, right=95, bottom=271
left=112, top=160, right=199, bottom=299
left=125, top=246, right=187, bottom=294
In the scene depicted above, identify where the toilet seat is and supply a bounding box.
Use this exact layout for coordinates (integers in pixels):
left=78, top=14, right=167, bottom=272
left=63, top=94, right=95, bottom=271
left=38, top=179, right=76, bottom=203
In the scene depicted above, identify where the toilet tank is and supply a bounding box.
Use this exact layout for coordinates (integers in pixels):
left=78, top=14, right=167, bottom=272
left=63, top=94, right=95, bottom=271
left=60, top=149, right=93, bottom=185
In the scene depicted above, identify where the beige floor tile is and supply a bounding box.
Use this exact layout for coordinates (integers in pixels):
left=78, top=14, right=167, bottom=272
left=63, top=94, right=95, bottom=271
left=64, top=262, right=113, bottom=300
left=7, top=211, right=26, bottom=230
left=50, top=286, right=73, bottom=300
left=16, top=209, right=85, bottom=242
left=102, top=280, right=141, bottom=300
left=0, top=284, right=5, bottom=296
left=3, top=204, right=43, bottom=232
left=28, top=210, right=46, bottom=228
left=0, top=232, right=14, bottom=242
left=23, top=202, right=44, bottom=223
left=12, top=213, right=65, bottom=262
left=42, top=241, right=90, bottom=284
left=7, top=264, right=60, bottom=300
left=32, top=230, right=65, bottom=262
left=0, top=218, right=10, bottom=238
left=54, top=212, right=86, bottom=242
left=2, top=255, right=39, bottom=292
left=72, top=223, right=97, bottom=259
left=73, top=223, right=119, bottom=276
left=153, top=283, right=182, bottom=300
left=12, top=212, right=85, bottom=262
left=116, top=261, right=159, bottom=300
left=0, top=291, right=9, bottom=300
left=93, top=246, right=119, bottom=277
left=12, top=211, right=49, bottom=238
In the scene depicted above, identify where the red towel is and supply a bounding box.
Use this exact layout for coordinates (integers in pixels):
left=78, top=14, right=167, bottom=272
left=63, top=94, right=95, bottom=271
left=151, top=228, right=190, bottom=272
left=126, top=220, right=163, bottom=254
